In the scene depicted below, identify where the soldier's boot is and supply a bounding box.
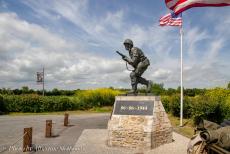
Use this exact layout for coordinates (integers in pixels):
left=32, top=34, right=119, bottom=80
left=147, top=80, right=153, bottom=93
left=139, top=77, right=152, bottom=93
left=127, top=84, right=137, bottom=95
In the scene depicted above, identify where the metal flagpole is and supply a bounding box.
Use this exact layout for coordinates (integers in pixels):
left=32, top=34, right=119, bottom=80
left=180, top=15, right=183, bottom=127
left=43, top=67, right=45, bottom=96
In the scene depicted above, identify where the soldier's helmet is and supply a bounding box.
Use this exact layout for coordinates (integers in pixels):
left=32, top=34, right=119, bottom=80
left=123, top=39, right=133, bottom=46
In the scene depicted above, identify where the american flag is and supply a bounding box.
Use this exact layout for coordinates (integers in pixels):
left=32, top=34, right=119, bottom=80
left=159, top=12, right=182, bottom=26
left=165, top=0, right=230, bottom=15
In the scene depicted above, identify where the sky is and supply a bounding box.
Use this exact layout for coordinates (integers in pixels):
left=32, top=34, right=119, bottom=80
left=0, top=0, right=230, bottom=90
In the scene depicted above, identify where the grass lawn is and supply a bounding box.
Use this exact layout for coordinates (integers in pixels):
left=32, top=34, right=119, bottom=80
left=168, top=114, right=194, bottom=138
left=8, top=106, right=113, bottom=116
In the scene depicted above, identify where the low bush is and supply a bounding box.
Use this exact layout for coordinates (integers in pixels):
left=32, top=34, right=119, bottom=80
left=162, top=88, right=230, bottom=124
left=2, top=95, right=77, bottom=112
left=1, top=88, right=123, bottom=113
left=0, top=95, right=6, bottom=114
left=1, top=87, right=229, bottom=125
left=76, top=88, right=122, bottom=109
left=162, top=95, right=192, bottom=118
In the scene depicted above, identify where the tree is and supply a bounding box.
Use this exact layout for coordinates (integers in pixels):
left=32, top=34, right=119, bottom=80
left=21, top=86, right=29, bottom=94
left=151, top=83, right=165, bottom=96
left=227, top=82, right=230, bottom=90
left=13, top=89, right=22, bottom=95
left=166, top=88, right=177, bottom=95
left=52, top=88, right=61, bottom=95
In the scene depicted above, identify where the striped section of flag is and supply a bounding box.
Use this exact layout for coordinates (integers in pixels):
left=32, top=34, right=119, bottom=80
left=165, top=0, right=230, bottom=14
left=159, top=12, right=182, bottom=26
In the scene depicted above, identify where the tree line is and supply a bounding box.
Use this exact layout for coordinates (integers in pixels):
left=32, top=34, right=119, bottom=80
left=0, top=82, right=229, bottom=96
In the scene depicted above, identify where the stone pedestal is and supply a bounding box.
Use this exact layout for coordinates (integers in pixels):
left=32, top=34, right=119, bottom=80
left=107, top=96, right=172, bottom=150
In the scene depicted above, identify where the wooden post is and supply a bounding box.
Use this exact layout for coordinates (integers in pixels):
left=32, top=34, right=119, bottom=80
left=23, top=127, right=32, bottom=152
left=64, top=113, right=69, bottom=126
left=45, top=120, right=52, bottom=137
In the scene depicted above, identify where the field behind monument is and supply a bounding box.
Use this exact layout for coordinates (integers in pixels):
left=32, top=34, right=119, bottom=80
left=0, top=86, right=230, bottom=126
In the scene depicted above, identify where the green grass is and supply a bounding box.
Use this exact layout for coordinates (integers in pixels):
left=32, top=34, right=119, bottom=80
left=89, top=106, right=113, bottom=112
left=168, top=114, right=194, bottom=138
left=8, top=106, right=113, bottom=116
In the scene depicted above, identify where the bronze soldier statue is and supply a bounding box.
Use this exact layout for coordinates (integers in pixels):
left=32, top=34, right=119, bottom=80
left=119, top=39, right=152, bottom=94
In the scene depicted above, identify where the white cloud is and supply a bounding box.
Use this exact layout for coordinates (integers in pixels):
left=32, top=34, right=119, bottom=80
left=0, top=1, right=230, bottom=89
left=22, top=0, right=125, bottom=48
left=151, top=69, right=172, bottom=80
left=185, top=27, right=209, bottom=59
left=0, top=12, right=127, bottom=89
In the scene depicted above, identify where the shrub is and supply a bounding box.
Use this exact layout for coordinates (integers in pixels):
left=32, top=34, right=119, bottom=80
left=223, top=96, right=230, bottom=119
left=76, top=88, right=122, bottom=109
left=169, top=95, right=181, bottom=117
left=162, top=94, right=192, bottom=118
left=0, top=95, right=6, bottom=114
left=2, top=95, right=77, bottom=113
left=191, top=88, right=230, bottom=124
left=161, top=96, right=170, bottom=112
left=1, top=88, right=122, bottom=113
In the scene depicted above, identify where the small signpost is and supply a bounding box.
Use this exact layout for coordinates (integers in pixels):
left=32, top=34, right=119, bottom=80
left=37, top=67, right=45, bottom=96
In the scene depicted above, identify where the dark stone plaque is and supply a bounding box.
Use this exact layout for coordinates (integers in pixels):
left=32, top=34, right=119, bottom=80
left=113, top=101, right=154, bottom=116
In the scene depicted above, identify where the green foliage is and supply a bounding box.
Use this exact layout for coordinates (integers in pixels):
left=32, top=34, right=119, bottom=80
left=2, top=94, right=78, bottom=113
left=223, top=96, right=230, bottom=119
left=0, top=87, right=75, bottom=96
left=183, top=88, right=206, bottom=97
left=150, top=83, right=165, bottom=96
left=162, top=95, right=192, bottom=118
left=161, top=96, right=170, bottom=112
left=191, top=88, right=230, bottom=124
left=162, top=88, right=230, bottom=124
left=1, top=86, right=230, bottom=125
left=0, top=95, right=6, bottom=114
left=191, top=95, right=224, bottom=124
left=227, top=82, right=230, bottom=90
left=164, top=88, right=177, bottom=96
left=1, top=88, right=123, bottom=113
left=76, top=88, right=122, bottom=109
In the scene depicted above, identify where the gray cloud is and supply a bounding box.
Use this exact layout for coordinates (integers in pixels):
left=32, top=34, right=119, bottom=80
left=0, top=12, right=128, bottom=89
left=0, top=1, right=230, bottom=90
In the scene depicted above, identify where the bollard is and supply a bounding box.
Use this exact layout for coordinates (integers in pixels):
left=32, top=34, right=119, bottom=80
left=64, top=113, right=69, bottom=126
left=45, top=120, right=52, bottom=137
left=23, top=127, right=32, bottom=152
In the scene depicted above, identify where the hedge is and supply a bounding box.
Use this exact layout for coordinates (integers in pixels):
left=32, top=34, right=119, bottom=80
left=162, top=88, right=230, bottom=124
left=76, top=88, right=122, bottom=109
left=1, top=88, right=230, bottom=125
left=0, top=88, right=122, bottom=113
left=1, top=95, right=77, bottom=113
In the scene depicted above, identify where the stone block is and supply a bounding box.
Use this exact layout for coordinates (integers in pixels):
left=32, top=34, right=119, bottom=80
left=108, top=96, right=173, bottom=149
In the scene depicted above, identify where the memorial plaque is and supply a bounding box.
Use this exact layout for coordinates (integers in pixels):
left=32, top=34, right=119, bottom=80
left=113, top=101, right=154, bottom=115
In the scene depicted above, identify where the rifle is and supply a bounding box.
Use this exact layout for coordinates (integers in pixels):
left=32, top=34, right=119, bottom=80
left=116, top=51, right=126, bottom=59
left=116, top=51, right=133, bottom=71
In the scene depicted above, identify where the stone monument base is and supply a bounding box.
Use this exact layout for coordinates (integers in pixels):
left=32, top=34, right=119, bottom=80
left=107, top=96, right=173, bottom=150
left=70, top=129, right=189, bottom=154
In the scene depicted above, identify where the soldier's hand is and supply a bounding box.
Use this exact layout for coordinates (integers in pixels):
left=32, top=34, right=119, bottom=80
left=122, top=56, right=129, bottom=62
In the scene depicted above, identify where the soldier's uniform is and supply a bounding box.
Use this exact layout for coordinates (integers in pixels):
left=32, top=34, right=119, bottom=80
left=123, top=39, right=152, bottom=94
